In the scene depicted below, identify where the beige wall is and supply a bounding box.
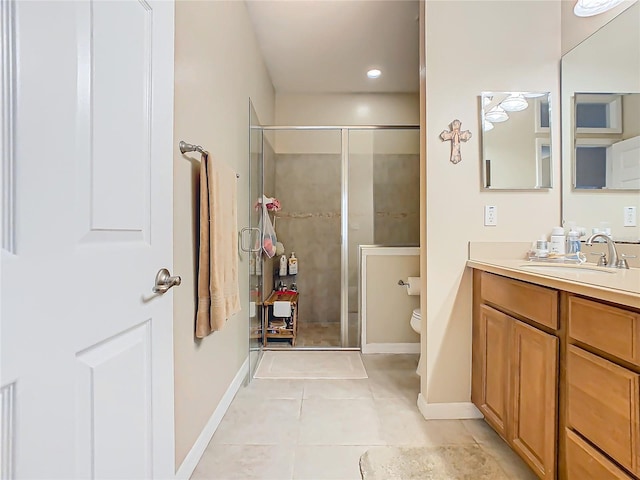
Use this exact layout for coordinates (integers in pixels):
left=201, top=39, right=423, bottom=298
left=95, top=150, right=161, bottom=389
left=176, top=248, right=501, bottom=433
left=363, top=249, right=420, bottom=345
left=173, top=1, right=274, bottom=469
left=484, top=104, right=540, bottom=189
left=274, top=93, right=419, bottom=154
left=423, top=1, right=562, bottom=405
left=276, top=93, right=420, bottom=126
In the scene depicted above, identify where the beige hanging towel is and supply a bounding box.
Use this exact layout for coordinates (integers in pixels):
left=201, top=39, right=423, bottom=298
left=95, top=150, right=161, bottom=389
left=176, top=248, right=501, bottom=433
left=196, top=152, right=241, bottom=338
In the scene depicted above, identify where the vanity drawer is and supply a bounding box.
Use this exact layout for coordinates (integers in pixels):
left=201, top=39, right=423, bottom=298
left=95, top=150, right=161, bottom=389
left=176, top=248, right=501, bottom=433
left=480, top=272, right=558, bottom=329
left=565, top=429, right=634, bottom=480
left=567, top=345, right=640, bottom=476
left=568, top=296, right=640, bottom=366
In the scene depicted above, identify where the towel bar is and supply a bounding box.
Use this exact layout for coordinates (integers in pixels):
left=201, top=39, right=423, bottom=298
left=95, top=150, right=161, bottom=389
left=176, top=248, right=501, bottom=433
left=179, top=140, right=240, bottom=178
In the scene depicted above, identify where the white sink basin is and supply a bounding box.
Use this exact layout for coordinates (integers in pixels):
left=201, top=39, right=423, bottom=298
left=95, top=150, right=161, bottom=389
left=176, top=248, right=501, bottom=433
left=519, top=264, right=617, bottom=275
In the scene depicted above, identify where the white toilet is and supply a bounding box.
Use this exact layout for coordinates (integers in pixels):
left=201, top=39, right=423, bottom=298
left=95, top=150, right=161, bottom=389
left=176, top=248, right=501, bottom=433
left=409, top=308, right=424, bottom=375
left=410, top=308, right=421, bottom=334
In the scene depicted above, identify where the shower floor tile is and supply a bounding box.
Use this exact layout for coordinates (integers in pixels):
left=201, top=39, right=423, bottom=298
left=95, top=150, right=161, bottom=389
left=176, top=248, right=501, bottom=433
left=296, top=322, right=341, bottom=347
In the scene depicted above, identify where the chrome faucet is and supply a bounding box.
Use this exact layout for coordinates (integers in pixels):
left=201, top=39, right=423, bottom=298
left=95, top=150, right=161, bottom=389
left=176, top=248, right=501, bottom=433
left=585, top=233, right=619, bottom=268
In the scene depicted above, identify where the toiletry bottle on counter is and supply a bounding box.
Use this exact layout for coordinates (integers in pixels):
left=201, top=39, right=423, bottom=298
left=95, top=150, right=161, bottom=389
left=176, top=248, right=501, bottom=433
left=549, top=227, right=566, bottom=255
left=567, top=230, right=581, bottom=254
left=536, top=237, right=549, bottom=258
left=288, top=252, right=298, bottom=275
left=279, top=254, right=287, bottom=276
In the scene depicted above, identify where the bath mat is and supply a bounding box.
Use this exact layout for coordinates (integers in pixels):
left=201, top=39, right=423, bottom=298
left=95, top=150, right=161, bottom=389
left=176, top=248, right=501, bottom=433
left=253, top=351, right=368, bottom=379
left=359, top=444, right=510, bottom=480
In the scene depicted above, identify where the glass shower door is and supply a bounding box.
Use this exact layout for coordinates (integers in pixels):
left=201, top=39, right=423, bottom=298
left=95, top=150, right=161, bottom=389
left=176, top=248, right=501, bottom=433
left=248, top=101, right=263, bottom=380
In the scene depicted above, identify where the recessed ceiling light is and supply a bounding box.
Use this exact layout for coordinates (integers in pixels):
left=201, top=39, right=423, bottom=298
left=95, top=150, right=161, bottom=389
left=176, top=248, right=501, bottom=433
left=367, top=69, right=381, bottom=79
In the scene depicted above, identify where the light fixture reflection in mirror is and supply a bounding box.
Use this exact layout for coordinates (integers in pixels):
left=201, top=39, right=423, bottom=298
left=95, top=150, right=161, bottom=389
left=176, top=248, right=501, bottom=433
left=481, top=91, right=552, bottom=190
left=574, top=0, right=624, bottom=17
left=501, top=93, right=529, bottom=112
left=485, top=106, right=509, bottom=123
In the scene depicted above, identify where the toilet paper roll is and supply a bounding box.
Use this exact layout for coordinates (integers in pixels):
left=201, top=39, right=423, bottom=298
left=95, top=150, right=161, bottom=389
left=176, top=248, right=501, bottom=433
left=406, top=277, right=421, bottom=296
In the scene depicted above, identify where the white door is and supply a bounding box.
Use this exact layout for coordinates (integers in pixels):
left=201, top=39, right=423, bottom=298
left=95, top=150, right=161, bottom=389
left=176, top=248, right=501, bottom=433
left=609, top=136, right=640, bottom=189
left=1, top=1, right=175, bottom=478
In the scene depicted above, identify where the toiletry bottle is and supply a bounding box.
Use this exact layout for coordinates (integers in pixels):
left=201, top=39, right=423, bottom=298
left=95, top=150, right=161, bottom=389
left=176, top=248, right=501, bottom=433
left=549, top=227, right=566, bottom=255
left=567, top=230, right=581, bottom=254
left=279, top=254, right=287, bottom=276
left=288, top=252, right=298, bottom=275
left=536, top=236, right=549, bottom=258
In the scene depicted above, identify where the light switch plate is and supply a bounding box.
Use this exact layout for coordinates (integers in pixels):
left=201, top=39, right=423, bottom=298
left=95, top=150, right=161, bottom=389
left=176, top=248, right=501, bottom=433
left=624, top=206, right=637, bottom=227
left=484, top=205, right=497, bottom=226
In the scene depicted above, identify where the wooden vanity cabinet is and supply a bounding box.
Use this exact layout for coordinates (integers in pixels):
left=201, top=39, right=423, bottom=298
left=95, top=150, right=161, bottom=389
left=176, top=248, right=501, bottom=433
left=565, top=295, right=640, bottom=479
left=472, top=271, right=559, bottom=480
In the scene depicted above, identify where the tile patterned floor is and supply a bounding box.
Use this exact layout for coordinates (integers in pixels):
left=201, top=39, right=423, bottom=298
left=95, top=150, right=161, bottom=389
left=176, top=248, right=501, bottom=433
left=191, top=354, right=537, bottom=480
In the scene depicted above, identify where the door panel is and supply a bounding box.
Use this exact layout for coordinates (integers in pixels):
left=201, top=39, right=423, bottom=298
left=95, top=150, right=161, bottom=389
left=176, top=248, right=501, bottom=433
left=76, top=321, right=153, bottom=479
left=477, top=305, right=510, bottom=438
left=88, top=0, right=151, bottom=234
left=1, top=1, right=175, bottom=477
left=510, top=320, right=558, bottom=480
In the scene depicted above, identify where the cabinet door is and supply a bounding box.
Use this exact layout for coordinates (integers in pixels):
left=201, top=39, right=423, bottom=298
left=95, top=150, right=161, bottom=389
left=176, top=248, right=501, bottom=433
left=567, top=345, right=640, bottom=476
left=510, top=320, right=558, bottom=480
left=475, top=305, right=510, bottom=438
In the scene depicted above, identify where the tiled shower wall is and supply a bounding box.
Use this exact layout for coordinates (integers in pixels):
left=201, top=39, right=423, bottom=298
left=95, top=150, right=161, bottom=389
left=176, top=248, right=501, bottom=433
left=273, top=152, right=419, bottom=324
left=274, top=153, right=342, bottom=324
left=373, top=153, right=420, bottom=245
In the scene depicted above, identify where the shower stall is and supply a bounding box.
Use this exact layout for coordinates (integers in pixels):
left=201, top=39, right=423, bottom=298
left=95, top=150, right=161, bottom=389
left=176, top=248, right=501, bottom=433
left=247, top=104, right=419, bottom=374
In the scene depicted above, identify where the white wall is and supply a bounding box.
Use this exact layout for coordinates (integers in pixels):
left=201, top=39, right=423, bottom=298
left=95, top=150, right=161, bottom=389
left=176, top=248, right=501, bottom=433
left=422, top=0, right=562, bottom=408
left=361, top=249, right=420, bottom=350
left=173, top=1, right=274, bottom=470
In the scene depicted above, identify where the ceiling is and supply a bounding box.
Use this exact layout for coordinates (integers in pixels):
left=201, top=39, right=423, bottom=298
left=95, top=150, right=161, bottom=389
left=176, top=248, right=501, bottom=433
left=245, top=0, right=420, bottom=94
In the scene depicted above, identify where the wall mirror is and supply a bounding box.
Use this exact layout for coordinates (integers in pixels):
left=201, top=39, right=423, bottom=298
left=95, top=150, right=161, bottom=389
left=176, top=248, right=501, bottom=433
left=480, top=91, right=552, bottom=189
left=573, top=92, right=640, bottom=190
left=561, top=2, right=640, bottom=242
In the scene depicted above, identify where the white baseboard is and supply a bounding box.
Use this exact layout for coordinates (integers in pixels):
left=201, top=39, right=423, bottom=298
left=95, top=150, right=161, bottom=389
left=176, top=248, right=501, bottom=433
left=417, top=394, right=483, bottom=420
left=361, top=342, right=420, bottom=354
left=175, top=357, right=249, bottom=480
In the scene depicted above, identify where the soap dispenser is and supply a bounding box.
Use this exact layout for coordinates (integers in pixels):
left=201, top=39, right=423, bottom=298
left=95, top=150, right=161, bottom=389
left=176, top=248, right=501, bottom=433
left=279, top=254, right=287, bottom=276
left=288, top=252, right=298, bottom=275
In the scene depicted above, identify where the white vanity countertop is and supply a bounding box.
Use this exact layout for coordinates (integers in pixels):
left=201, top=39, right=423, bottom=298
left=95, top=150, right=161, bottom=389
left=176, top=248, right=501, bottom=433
left=467, top=258, right=640, bottom=309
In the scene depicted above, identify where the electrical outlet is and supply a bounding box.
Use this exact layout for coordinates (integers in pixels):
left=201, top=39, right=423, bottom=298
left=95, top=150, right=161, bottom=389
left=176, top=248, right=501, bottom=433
left=484, top=205, right=497, bottom=226
left=624, top=206, right=637, bottom=227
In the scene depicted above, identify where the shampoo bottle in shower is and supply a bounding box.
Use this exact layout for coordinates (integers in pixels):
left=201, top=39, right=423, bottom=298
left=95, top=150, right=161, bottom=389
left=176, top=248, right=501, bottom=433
left=288, top=252, right=298, bottom=275
left=279, top=254, right=287, bottom=276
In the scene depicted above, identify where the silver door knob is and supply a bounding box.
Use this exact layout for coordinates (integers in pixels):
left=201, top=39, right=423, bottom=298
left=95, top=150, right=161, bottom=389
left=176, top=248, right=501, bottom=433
left=153, top=268, right=181, bottom=294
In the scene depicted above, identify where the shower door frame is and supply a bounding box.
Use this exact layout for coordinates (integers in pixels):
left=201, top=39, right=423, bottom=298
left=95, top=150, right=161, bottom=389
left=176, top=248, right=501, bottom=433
left=260, top=125, right=419, bottom=349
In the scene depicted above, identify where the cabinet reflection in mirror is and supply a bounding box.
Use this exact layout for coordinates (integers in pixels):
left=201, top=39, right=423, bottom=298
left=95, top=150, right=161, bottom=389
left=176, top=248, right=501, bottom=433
left=574, top=92, right=640, bottom=190
left=481, top=92, right=552, bottom=189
